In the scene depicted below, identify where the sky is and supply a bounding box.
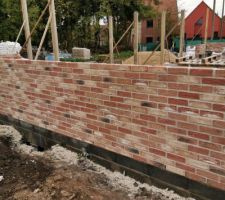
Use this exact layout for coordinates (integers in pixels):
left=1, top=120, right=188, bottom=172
left=177, top=0, right=224, bottom=17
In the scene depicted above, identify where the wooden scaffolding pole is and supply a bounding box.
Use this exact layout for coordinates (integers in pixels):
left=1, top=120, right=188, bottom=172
left=20, top=0, right=33, bottom=60
left=35, top=14, right=52, bottom=60
left=220, top=0, right=225, bottom=39
left=20, top=0, right=51, bottom=54
left=108, top=16, right=114, bottom=64
left=179, top=10, right=185, bottom=57
left=49, top=0, right=59, bottom=61
left=211, top=0, right=216, bottom=40
left=204, top=8, right=210, bottom=57
left=143, top=20, right=180, bottom=65
left=160, top=11, right=166, bottom=65
left=133, top=11, right=139, bottom=65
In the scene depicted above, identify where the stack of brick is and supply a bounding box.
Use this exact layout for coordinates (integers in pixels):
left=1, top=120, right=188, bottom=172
left=72, top=47, right=91, bottom=60
left=0, top=58, right=225, bottom=191
left=196, top=42, right=225, bottom=56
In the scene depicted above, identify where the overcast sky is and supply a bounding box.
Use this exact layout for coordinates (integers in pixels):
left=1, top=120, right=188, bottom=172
left=178, top=0, right=224, bottom=17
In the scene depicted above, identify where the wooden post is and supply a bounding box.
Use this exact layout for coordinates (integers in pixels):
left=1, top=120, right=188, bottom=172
left=133, top=11, right=139, bottom=65
left=49, top=0, right=59, bottom=61
left=204, top=8, right=210, bottom=57
left=179, top=10, right=185, bottom=57
left=35, top=14, right=52, bottom=60
left=211, top=0, right=216, bottom=40
left=20, top=0, right=33, bottom=59
left=160, top=11, right=166, bottom=65
left=108, top=16, right=114, bottom=64
left=220, top=0, right=225, bottom=39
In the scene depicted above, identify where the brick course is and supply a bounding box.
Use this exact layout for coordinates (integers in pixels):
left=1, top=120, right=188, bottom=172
left=0, top=57, right=225, bottom=191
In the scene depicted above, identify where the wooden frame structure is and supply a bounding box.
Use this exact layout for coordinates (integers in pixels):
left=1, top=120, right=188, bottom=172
left=106, top=11, right=139, bottom=64
left=20, top=0, right=59, bottom=61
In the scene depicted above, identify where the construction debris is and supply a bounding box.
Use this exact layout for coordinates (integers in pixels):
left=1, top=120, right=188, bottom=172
left=72, top=47, right=91, bottom=60
left=122, top=50, right=177, bottom=65
left=0, top=41, right=22, bottom=55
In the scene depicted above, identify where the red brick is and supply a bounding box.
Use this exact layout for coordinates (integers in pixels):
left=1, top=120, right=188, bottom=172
left=149, top=148, right=166, bottom=157
left=140, top=127, right=157, bottom=135
left=176, top=163, right=195, bottom=173
left=167, top=153, right=185, bottom=163
left=211, top=136, right=225, bottom=145
left=179, top=92, right=200, bottom=99
left=116, top=78, right=132, bottom=85
left=110, top=96, right=124, bottom=102
left=213, top=104, right=225, bottom=112
left=124, top=72, right=139, bottom=79
left=199, top=126, right=223, bottom=136
left=73, top=68, right=83, bottom=74
left=202, top=78, right=225, bottom=85
left=177, top=136, right=198, bottom=145
left=104, top=101, right=117, bottom=107
left=117, top=103, right=131, bottom=110
left=189, top=101, right=212, bottom=109
left=200, top=110, right=224, bottom=120
left=188, top=131, right=209, bottom=140
left=168, top=83, right=188, bottom=90
left=158, top=89, right=177, bottom=97
left=148, top=66, right=168, bottom=74
left=168, top=68, right=188, bottom=75
left=140, top=73, right=157, bottom=79
left=199, top=141, right=222, bottom=151
left=197, top=169, right=219, bottom=181
left=130, top=65, right=148, bottom=72
left=132, top=118, right=147, bottom=126
left=140, top=114, right=156, bottom=122
left=117, top=91, right=131, bottom=97
left=158, top=75, right=177, bottom=82
left=177, top=122, right=198, bottom=131
left=189, top=85, right=213, bottom=93
left=118, top=127, right=132, bottom=134
left=132, top=93, right=148, bottom=100
left=168, top=98, right=188, bottom=106
left=190, top=69, right=213, bottom=76
left=213, top=120, right=225, bottom=129
left=215, top=69, right=225, bottom=78
left=178, top=107, right=199, bottom=115
left=188, top=145, right=209, bottom=155
left=210, top=151, right=225, bottom=160
left=149, top=95, right=167, bottom=103
left=168, top=113, right=187, bottom=122
left=158, top=117, right=176, bottom=126
left=167, top=127, right=187, bottom=135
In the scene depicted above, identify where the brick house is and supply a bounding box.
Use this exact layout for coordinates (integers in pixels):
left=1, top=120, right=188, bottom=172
left=141, top=0, right=178, bottom=44
left=185, top=1, right=225, bottom=40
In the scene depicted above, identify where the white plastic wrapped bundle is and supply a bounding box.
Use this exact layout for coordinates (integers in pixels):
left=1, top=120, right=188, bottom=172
left=0, top=41, right=22, bottom=55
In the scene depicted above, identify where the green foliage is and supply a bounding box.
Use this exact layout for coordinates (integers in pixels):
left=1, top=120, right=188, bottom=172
left=0, top=0, right=155, bottom=53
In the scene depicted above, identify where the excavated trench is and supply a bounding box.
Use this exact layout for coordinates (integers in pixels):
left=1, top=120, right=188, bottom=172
left=0, top=126, right=194, bottom=200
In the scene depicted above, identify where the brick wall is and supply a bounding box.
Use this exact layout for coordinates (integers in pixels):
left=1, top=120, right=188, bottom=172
left=0, top=57, right=225, bottom=191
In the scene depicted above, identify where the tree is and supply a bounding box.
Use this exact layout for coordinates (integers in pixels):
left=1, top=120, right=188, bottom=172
left=0, top=0, right=155, bottom=52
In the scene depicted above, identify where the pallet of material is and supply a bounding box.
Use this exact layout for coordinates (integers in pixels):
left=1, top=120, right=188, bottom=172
left=202, top=54, right=221, bottom=64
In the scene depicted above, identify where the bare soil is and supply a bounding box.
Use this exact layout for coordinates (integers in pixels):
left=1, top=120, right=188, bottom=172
left=0, top=135, right=191, bottom=200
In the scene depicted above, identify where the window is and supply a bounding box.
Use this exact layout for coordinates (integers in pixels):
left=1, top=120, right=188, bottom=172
left=146, top=37, right=153, bottom=43
left=196, top=18, right=203, bottom=25
left=214, top=32, right=219, bottom=39
left=147, top=20, right=154, bottom=28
